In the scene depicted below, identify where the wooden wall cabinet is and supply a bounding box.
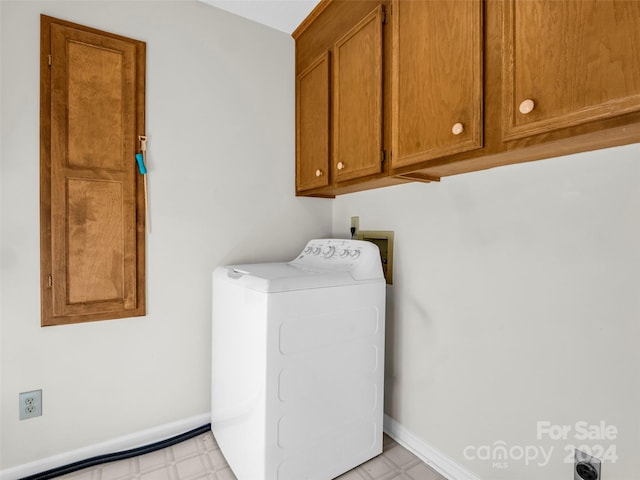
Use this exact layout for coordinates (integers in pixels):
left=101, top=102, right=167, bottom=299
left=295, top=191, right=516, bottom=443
left=391, top=0, right=483, bottom=169
left=294, top=0, right=640, bottom=195
left=390, top=0, right=640, bottom=180
left=295, top=5, right=384, bottom=194
left=294, top=1, right=397, bottom=196
left=296, top=52, right=331, bottom=192
left=502, top=0, right=640, bottom=142
left=332, top=5, right=385, bottom=183
left=40, top=16, right=146, bottom=326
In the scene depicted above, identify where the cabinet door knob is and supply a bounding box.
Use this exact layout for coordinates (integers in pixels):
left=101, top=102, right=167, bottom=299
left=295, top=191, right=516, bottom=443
left=315, top=169, right=323, bottom=177
left=519, top=99, right=535, bottom=115
left=337, top=162, right=345, bottom=170
left=451, top=122, right=464, bottom=135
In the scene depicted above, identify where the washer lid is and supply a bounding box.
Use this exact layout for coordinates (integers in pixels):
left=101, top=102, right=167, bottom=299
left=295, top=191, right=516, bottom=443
left=214, top=262, right=374, bottom=293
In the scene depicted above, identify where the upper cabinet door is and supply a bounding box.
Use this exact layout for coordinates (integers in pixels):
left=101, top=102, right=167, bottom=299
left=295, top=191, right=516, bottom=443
left=332, top=5, right=385, bottom=183
left=391, top=0, right=483, bottom=170
left=503, top=0, right=640, bottom=141
left=296, top=52, right=331, bottom=193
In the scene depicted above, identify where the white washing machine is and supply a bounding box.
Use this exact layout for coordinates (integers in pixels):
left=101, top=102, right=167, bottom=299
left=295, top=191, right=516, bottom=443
left=211, top=239, right=386, bottom=480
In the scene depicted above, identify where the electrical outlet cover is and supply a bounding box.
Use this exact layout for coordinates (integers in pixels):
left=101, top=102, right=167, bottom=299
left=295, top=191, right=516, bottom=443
left=19, top=389, right=42, bottom=420
left=575, top=449, right=601, bottom=480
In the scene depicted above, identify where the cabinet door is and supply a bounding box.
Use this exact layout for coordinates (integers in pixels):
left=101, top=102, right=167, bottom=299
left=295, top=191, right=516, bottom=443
left=296, top=52, right=331, bottom=192
left=333, top=5, right=384, bottom=183
left=391, top=0, right=483, bottom=169
left=41, top=16, right=146, bottom=326
left=503, top=0, right=640, bottom=141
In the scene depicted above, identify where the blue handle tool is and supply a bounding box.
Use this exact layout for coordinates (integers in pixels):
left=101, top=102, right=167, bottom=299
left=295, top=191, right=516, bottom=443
left=135, top=153, right=147, bottom=174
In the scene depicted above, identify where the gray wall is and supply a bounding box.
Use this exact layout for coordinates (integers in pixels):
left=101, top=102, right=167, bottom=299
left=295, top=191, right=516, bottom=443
left=0, top=0, right=332, bottom=470
left=333, top=146, right=640, bottom=480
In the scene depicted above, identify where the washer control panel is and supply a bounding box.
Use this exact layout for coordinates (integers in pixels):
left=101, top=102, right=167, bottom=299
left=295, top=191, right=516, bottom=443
left=291, top=239, right=382, bottom=280
left=300, top=240, right=361, bottom=261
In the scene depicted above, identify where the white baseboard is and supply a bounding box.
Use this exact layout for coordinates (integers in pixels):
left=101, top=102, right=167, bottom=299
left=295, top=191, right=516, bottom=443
left=383, top=414, right=484, bottom=480
left=3, top=413, right=476, bottom=480
left=0, top=413, right=211, bottom=480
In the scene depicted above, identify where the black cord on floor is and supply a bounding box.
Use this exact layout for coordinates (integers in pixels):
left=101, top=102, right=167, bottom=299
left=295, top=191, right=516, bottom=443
left=19, top=424, right=212, bottom=480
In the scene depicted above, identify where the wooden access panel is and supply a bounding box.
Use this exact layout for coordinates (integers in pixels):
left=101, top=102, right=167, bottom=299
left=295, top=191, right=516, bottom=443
left=40, top=16, right=146, bottom=326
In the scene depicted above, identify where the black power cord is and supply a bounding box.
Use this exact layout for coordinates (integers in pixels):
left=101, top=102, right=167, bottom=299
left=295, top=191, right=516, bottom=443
left=20, top=424, right=211, bottom=480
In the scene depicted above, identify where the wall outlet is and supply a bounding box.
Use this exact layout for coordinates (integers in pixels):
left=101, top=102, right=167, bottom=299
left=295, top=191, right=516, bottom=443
left=350, top=216, right=359, bottom=237
left=575, top=449, right=601, bottom=480
left=19, top=390, right=42, bottom=420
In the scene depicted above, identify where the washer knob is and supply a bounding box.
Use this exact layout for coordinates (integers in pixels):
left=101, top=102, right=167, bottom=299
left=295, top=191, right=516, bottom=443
left=338, top=249, right=349, bottom=257
left=304, top=246, right=312, bottom=254
left=312, top=246, right=321, bottom=255
left=322, top=246, right=335, bottom=257
left=349, top=249, right=360, bottom=259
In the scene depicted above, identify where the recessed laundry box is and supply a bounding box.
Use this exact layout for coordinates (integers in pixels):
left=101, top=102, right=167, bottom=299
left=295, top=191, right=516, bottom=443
left=212, top=239, right=386, bottom=480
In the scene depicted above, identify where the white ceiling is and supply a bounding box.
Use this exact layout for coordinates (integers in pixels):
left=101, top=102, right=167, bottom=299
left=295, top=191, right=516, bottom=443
left=200, top=0, right=321, bottom=34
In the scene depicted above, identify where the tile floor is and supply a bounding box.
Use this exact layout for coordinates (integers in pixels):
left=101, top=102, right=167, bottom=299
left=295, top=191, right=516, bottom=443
left=56, top=431, right=447, bottom=480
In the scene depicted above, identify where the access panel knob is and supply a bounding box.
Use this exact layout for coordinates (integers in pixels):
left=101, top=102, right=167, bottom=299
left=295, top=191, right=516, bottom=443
left=337, top=162, right=345, bottom=170
left=519, top=99, right=535, bottom=115
left=315, top=169, right=323, bottom=177
left=451, top=122, right=464, bottom=135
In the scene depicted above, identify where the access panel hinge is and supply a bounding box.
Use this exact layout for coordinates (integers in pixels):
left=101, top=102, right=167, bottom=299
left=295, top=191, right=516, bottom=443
left=48, top=54, right=52, bottom=66
left=382, top=8, right=387, bottom=24
left=47, top=274, right=53, bottom=287
left=381, top=150, right=386, bottom=164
